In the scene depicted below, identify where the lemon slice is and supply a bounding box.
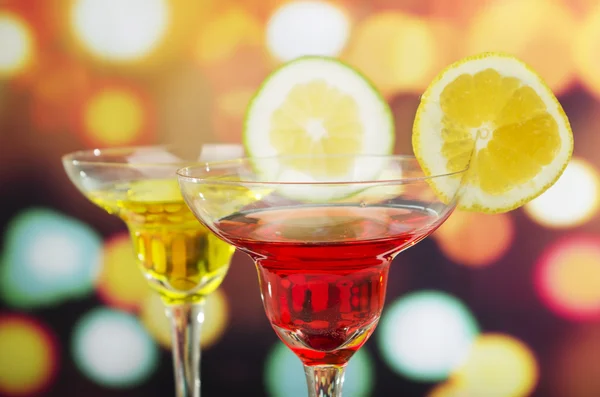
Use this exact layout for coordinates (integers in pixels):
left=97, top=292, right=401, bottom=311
left=413, top=52, right=573, bottom=213
left=244, top=56, right=394, bottom=200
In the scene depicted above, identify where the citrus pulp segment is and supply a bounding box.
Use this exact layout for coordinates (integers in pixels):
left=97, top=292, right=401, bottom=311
left=244, top=56, right=394, bottom=190
left=413, top=52, right=573, bottom=213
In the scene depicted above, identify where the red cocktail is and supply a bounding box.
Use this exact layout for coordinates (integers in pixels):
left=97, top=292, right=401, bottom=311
left=217, top=205, right=441, bottom=365
left=178, top=155, right=467, bottom=397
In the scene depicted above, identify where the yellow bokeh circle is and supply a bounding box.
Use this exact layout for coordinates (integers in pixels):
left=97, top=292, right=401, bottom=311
left=449, top=334, right=539, bottom=397
left=83, top=87, right=146, bottom=146
left=0, top=315, right=58, bottom=396
left=345, top=12, right=443, bottom=96
left=140, top=288, right=229, bottom=349
left=466, top=0, right=576, bottom=94
left=97, top=233, right=153, bottom=311
left=194, top=7, right=263, bottom=64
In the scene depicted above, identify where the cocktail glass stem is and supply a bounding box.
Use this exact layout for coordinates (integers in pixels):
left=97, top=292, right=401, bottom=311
left=304, top=365, right=346, bottom=397
left=165, top=301, right=205, bottom=397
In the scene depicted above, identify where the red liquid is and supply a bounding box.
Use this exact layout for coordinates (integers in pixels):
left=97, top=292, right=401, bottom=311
left=216, top=204, right=442, bottom=365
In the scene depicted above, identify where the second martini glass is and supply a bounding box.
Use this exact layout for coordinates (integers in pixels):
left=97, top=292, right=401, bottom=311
left=178, top=154, right=468, bottom=397
left=62, top=145, right=249, bottom=397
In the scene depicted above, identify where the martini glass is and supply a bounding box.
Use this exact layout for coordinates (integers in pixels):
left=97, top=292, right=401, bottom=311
left=62, top=145, right=248, bottom=397
left=177, top=154, right=468, bottom=397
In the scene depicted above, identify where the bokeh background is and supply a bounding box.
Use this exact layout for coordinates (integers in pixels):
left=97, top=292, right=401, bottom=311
left=0, top=0, right=599, bottom=395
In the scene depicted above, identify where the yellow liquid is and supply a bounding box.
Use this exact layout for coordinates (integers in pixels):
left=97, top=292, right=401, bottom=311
left=89, top=179, right=235, bottom=304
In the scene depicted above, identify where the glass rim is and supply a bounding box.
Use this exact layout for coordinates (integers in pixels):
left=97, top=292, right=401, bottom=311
left=61, top=144, right=245, bottom=168
left=177, top=154, right=469, bottom=187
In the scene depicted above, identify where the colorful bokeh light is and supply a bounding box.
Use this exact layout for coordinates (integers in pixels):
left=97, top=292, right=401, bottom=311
left=428, top=19, right=462, bottom=70
left=0, top=0, right=597, bottom=395
left=70, top=0, right=169, bottom=63
left=198, top=143, right=245, bottom=162
left=524, top=158, right=600, bottom=229
left=345, top=12, right=444, bottom=95
left=466, top=0, right=576, bottom=94
left=76, top=82, right=154, bottom=147
left=0, top=12, right=34, bottom=78
left=194, top=7, right=263, bottom=64
left=29, top=54, right=90, bottom=134
left=427, top=0, right=487, bottom=24
left=0, top=0, right=58, bottom=53
left=563, top=0, right=599, bottom=16
left=96, top=233, right=152, bottom=311
left=427, top=381, right=466, bottom=397
left=72, top=308, right=159, bottom=388
left=449, top=333, right=539, bottom=397
left=575, top=4, right=600, bottom=100
left=0, top=315, right=59, bottom=396
left=552, top=322, right=600, bottom=397
left=535, top=235, right=600, bottom=320
left=212, top=87, right=256, bottom=143
left=0, top=208, right=102, bottom=308
left=376, top=291, right=480, bottom=382
left=140, top=288, right=229, bottom=349
left=433, top=211, right=514, bottom=268
left=202, top=44, right=271, bottom=143
left=157, top=64, right=214, bottom=148
left=264, top=341, right=374, bottom=397
left=266, top=1, right=350, bottom=62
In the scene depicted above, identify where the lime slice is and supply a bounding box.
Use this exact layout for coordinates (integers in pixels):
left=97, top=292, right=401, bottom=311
left=244, top=56, right=394, bottom=200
